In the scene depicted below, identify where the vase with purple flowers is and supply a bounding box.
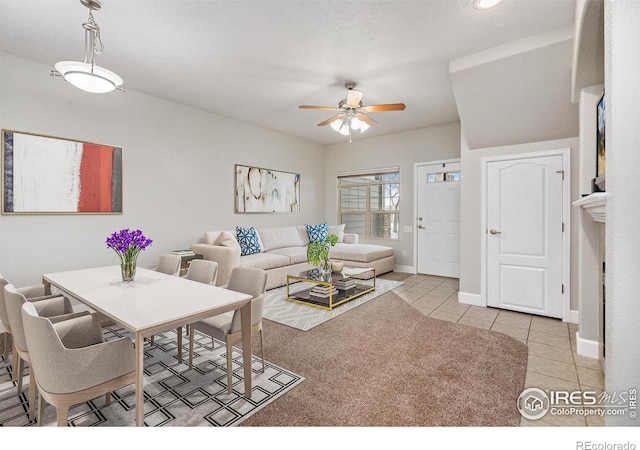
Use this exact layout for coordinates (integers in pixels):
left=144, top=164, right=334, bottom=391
left=106, top=228, right=153, bottom=282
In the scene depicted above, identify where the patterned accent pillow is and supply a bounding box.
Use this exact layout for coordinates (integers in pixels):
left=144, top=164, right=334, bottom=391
left=305, top=222, right=328, bottom=243
left=236, top=226, right=261, bottom=256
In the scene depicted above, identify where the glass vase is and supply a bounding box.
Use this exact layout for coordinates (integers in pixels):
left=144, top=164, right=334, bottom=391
left=320, top=258, right=332, bottom=276
left=121, top=259, right=137, bottom=282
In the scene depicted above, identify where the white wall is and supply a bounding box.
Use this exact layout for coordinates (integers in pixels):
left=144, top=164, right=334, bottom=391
left=603, top=0, right=640, bottom=426
left=0, top=51, right=325, bottom=289
left=458, top=134, right=580, bottom=313
left=324, top=123, right=461, bottom=270
left=576, top=85, right=604, bottom=346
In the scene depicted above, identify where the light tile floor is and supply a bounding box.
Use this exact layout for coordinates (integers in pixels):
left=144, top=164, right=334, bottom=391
left=384, top=272, right=605, bottom=427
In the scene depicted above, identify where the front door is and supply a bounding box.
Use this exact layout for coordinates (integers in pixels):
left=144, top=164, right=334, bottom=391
left=416, top=162, right=460, bottom=278
left=486, top=154, right=565, bottom=318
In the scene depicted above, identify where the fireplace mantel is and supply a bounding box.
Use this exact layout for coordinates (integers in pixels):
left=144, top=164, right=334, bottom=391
left=573, top=192, right=608, bottom=223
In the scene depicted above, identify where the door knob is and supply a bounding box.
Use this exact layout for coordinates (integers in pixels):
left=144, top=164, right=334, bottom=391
left=489, top=229, right=501, bottom=235
left=418, top=225, right=425, bottom=229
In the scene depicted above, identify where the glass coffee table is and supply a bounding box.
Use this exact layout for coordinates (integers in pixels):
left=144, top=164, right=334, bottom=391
left=286, top=267, right=376, bottom=310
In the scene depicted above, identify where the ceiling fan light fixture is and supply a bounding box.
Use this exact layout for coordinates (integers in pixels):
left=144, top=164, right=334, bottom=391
left=350, top=116, right=370, bottom=133
left=51, top=0, right=124, bottom=93
left=300, top=81, right=404, bottom=142
left=474, top=0, right=505, bottom=10
left=330, top=118, right=351, bottom=136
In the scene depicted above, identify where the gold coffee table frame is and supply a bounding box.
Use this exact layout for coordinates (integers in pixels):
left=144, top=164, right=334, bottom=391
left=286, top=267, right=376, bottom=310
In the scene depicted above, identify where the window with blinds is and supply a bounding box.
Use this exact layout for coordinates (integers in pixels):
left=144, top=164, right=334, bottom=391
left=337, top=168, right=399, bottom=240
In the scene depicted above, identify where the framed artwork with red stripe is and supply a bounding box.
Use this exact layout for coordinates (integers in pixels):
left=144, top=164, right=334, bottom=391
left=1, top=129, right=122, bottom=214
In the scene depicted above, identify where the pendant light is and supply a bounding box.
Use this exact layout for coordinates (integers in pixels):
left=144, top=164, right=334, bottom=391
left=51, top=0, right=124, bottom=93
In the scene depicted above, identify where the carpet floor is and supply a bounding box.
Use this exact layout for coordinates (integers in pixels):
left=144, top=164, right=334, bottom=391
left=242, top=289, right=529, bottom=426
left=0, top=273, right=528, bottom=427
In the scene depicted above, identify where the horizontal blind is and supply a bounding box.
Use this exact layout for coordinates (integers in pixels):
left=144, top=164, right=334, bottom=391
left=337, top=166, right=399, bottom=178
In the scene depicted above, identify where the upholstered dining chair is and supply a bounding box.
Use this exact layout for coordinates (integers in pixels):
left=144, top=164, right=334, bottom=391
left=0, top=274, right=59, bottom=370
left=3, top=284, right=91, bottom=421
left=154, top=254, right=182, bottom=276
left=183, top=259, right=218, bottom=285
left=188, top=266, right=267, bottom=394
left=179, top=259, right=219, bottom=339
left=21, top=301, right=136, bottom=426
left=149, top=254, right=182, bottom=345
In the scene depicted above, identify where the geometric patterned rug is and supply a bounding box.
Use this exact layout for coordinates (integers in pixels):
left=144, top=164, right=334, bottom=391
left=0, top=327, right=304, bottom=427
left=263, top=278, right=403, bottom=331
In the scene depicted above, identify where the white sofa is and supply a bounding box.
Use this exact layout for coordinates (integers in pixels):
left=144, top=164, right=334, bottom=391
left=190, top=225, right=395, bottom=290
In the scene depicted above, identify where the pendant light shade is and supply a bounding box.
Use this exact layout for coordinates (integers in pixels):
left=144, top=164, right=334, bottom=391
left=54, top=61, right=123, bottom=94
left=51, top=0, right=124, bottom=93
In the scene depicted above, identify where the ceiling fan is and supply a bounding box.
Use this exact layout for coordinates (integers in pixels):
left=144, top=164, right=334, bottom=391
left=299, top=82, right=406, bottom=141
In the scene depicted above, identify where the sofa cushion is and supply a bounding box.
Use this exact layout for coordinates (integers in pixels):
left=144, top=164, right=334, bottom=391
left=296, top=226, right=310, bottom=246
left=330, top=243, right=394, bottom=263
left=257, top=226, right=305, bottom=251
left=238, top=252, right=290, bottom=271
left=204, top=231, right=222, bottom=245
left=268, top=246, right=309, bottom=265
left=216, top=231, right=240, bottom=250
left=305, top=222, right=328, bottom=243
left=328, top=224, right=345, bottom=242
left=236, top=226, right=262, bottom=256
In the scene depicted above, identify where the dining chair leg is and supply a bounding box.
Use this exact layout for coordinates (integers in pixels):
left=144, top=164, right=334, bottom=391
left=16, top=357, right=24, bottom=393
left=11, top=350, right=19, bottom=382
left=57, top=407, right=69, bottom=427
left=226, top=337, right=233, bottom=394
left=3, top=333, right=10, bottom=364
left=188, top=331, right=194, bottom=369
left=259, top=329, right=265, bottom=373
left=105, top=392, right=111, bottom=406
left=37, top=388, right=45, bottom=426
left=28, top=369, right=37, bottom=421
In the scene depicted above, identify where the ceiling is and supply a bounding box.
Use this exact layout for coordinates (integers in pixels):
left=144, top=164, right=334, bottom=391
left=0, top=0, right=577, bottom=146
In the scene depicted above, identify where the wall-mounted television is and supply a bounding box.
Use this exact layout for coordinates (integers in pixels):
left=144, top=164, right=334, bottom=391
left=595, top=93, right=606, bottom=192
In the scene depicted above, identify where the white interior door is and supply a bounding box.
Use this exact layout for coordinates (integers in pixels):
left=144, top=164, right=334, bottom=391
left=486, top=155, right=564, bottom=318
left=416, top=162, right=460, bottom=278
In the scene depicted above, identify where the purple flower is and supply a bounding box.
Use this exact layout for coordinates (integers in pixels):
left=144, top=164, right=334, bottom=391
left=106, top=228, right=153, bottom=263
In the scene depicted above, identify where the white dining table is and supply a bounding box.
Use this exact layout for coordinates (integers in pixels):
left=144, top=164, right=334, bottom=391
left=42, top=265, right=253, bottom=426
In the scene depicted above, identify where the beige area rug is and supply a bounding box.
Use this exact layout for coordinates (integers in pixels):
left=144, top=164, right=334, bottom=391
left=263, top=278, right=404, bottom=331
left=243, top=290, right=529, bottom=426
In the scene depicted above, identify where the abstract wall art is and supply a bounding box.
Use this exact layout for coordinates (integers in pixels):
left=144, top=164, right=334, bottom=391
left=2, top=129, right=123, bottom=214
left=235, top=164, right=300, bottom=213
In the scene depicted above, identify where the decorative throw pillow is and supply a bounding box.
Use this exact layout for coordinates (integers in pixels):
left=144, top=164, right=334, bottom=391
left=235, top=226, right=261, bottom=256
left=305, top=222, right=328, bottom=243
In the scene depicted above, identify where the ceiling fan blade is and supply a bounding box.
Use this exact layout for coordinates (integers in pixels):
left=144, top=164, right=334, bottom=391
left=357, top=113, right=377, bottom=126
left=346, top=89, right=364, bottom=107
left=361, top=103, right=406, bottom=112
left=317, top=114, right=344, bottom=127
left=299, top=105, right=338, bottom=110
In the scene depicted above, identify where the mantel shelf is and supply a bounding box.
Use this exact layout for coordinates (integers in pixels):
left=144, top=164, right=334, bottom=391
left=573, top=192, right=608, bottom=223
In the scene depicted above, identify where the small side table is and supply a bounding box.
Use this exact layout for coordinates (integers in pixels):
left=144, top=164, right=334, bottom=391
left=175, top=253, right=203, bottom=276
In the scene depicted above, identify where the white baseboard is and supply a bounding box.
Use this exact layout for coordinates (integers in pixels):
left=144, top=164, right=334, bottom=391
left=393, top=265, right=415, bottom=274
left=576, top=331, right=599, bottom=359
left=458, top=291, right=483, bottom=306
left=567, top=309, right=579, bottom=324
